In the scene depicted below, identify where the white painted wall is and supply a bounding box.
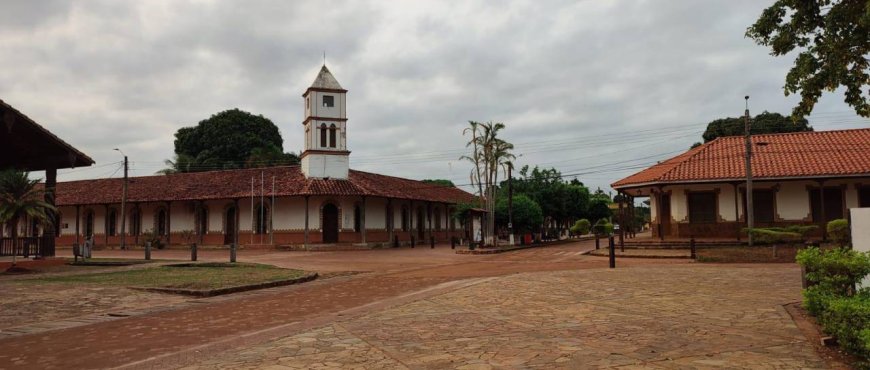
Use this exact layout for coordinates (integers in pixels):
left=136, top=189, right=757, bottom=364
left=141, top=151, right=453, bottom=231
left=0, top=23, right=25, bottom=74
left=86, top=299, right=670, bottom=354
left=777, top=181, right=812, bottom=220
left=301, top=154, right=349, bottom=179
left=365, top=197, right=387, bottom=229
left=851, top=208, right=870, bottom=287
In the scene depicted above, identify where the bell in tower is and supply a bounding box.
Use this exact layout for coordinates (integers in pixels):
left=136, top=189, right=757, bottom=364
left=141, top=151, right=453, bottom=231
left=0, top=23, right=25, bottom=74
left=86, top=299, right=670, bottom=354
left=300, top=65, right=350, bottom=179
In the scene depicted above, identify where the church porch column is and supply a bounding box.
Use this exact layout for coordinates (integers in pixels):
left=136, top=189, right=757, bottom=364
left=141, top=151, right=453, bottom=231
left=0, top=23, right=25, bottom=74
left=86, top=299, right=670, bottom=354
left=361, top=196, right=367, bottom=244
left=304, top=196, right=310, bottom=248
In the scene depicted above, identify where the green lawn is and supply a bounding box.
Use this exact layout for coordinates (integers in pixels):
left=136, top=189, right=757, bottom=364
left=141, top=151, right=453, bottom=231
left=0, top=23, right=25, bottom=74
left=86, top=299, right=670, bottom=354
left=22, top=263, right=307, bottom=290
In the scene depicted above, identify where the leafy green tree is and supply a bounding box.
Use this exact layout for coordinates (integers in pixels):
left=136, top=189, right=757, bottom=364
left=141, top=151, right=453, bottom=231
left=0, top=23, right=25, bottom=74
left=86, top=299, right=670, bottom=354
left=587, top=190, right=612, bottom=223
left=245, top=144, right=300, bottom=168
left=421, top=179, right=456, bottom=187
left=505, top=166, right=592, bottom=235
left=494, top=194, right=543, bottom=234
left=701, top=112, right=812, bottom=143
left=162, top=109, right=297, bottom=173
left=747, top=1, right=870, bottom=118
left=0, top=170, right=55, bottom=265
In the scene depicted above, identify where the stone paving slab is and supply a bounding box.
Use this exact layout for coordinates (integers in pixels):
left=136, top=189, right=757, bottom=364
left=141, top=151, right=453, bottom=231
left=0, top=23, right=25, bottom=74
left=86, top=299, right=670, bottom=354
left=181, top=265, right=828, bottom=369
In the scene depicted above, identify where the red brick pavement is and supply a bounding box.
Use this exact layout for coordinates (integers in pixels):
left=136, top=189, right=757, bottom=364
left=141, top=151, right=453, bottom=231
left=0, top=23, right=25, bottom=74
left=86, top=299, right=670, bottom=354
left=0, top=239, right=682, bottom=369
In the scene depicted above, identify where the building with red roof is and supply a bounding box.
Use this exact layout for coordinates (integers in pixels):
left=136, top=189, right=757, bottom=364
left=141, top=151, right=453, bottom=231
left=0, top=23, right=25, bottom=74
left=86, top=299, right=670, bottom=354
left=53, top=65, right=476, bottom=248
left=611, top=128, right=870, bottom=239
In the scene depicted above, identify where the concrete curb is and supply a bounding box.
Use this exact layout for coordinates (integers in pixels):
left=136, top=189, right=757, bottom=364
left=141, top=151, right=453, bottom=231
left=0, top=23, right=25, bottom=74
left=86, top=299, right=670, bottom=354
left=129, top=272, right=319, bottom=297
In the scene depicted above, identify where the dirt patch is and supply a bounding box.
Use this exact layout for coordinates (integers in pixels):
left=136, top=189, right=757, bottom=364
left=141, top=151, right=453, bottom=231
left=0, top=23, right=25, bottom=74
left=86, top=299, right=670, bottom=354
left=784, top=302, right=858, bottom=369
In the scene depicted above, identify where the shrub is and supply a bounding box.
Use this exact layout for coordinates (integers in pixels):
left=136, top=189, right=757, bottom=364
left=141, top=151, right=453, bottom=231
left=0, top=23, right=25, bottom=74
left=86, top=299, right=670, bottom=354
left=592, top=219, right=613, bottom=236
left=819, top=293, right=870, bottom=359
left=797, top=247, right=870, bottom=296
left=767, top=225, right=818, bottom=239
left=743, top=228, right=802, bottom=244
left=827, top=219, right=850, bottom=247
left=797, top=246, right=870, bottom=362
left=570, top=219, right=591, bottom=236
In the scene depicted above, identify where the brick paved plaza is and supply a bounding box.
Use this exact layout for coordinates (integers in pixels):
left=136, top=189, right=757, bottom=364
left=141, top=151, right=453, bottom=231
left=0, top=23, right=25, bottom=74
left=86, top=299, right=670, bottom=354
left=0, top=241, right=833, bottom=369
left=180, top=265, right=824, bottom=369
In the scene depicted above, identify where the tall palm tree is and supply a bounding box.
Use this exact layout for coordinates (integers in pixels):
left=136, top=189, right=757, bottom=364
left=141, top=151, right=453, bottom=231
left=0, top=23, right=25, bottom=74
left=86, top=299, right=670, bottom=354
left=461, top=121, right=514, bottom=246
left=0, top=170, right=56, bottom=266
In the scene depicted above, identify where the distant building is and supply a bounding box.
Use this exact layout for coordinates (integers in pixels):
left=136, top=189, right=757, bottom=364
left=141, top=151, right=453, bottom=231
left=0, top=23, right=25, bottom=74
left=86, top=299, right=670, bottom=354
left=53, top=65, right=476, bottom=248
left=1, top=99, right=94, bottom=256
left=611, top=129, right=870, bottom=240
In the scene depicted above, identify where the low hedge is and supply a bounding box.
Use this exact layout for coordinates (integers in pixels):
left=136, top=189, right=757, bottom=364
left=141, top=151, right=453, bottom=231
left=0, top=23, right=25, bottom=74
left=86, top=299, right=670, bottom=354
left=743, top=228, right=803, bottom=244
left=797, top=246, right=870, bottom=364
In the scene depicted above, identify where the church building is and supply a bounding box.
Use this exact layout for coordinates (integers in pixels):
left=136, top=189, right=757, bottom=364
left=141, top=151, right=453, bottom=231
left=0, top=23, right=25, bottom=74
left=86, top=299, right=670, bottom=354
left=51, top=65, right=476, bottom=248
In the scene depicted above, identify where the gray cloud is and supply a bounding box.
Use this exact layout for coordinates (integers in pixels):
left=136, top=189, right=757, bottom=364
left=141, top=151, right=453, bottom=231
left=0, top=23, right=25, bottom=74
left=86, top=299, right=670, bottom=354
left=2, top=0, right=868, bottom=194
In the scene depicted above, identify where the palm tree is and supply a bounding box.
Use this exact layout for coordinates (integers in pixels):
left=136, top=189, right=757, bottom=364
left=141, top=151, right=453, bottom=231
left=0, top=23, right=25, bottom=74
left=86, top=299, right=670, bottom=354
left=0, top=170, right=56, bottom=266
left=461, top=121, right=515, bottom=246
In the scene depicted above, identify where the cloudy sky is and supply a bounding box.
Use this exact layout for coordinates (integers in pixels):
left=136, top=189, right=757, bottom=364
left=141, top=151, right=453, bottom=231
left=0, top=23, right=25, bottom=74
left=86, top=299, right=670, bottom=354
left=3, top=0, right=869, bottom=194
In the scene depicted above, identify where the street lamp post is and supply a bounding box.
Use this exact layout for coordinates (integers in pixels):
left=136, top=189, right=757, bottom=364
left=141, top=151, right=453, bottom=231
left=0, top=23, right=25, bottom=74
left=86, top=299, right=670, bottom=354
left=114, top=149, right=129, bottom=250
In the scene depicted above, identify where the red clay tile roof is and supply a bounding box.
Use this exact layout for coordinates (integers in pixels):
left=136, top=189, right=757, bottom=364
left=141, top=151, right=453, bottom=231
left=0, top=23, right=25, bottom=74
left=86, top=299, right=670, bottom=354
left=54, top=166, right=475, bottom=206
left=611, top=128, right=870, bottom=189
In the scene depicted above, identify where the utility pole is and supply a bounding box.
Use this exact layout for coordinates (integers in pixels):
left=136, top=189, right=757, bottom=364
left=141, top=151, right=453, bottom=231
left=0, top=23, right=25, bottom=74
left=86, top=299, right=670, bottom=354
left=508, top=162, right=514, bottom=246
left=115, top=149, right=129, bottom=250
left=744, top=96, right=754, bottom=247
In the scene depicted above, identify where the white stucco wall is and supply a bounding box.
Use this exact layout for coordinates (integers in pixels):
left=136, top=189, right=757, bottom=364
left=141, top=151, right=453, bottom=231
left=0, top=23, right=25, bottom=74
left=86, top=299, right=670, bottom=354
left=301, top=154, right=349, bottom=179
left=851, top=208, right=870, bottom=287
left=365, top=197, right=387, bottom=229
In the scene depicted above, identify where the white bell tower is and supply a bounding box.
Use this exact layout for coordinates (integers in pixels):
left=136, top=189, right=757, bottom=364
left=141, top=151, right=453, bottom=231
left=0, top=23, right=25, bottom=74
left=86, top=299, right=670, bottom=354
left=300, top=65, right=350, bottom=179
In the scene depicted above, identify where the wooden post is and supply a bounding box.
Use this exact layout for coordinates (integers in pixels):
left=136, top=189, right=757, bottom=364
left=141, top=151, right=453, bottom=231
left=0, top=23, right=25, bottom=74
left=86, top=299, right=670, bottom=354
left=618, top=195, right=625, bottom=252
left=361, top=196, right=367, bottom=244
left=427, top=202, right=433, bottom=245
left=304, top=196, right=310, bottom=248
left=655, top=189, right=664, bottom=241
left=819, top=181, right=827, bottom=241
left=609, top=235, right=615, bottom=269
left=387, top=198, right=394, bottom=247
left=75, top=205, right=81, bottom=247
left=44, top=167, right=57, bottom=257
left=104, top=204, right=110, bottom=247
left=733, top=183, right=741, bottom=241
left=232, top=198, right=239, bottom=262
left=166, top=201, right=172, bottom=246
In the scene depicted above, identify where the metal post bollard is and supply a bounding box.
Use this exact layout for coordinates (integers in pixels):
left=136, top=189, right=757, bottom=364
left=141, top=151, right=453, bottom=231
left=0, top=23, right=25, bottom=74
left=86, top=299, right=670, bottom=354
left=595, top=235, right=600, bottom=250
left=430, top=236, right=435, bottom=249
left=608, top=236, right=615, bottom=269
left=145, top=241, right=151, bottom=261
left=451, top=237, right=456, bottom=249
left=411, top=236, right=415, bottom=248
left=191, top=243, right=198, bottom=262
left=690, top=237, right=696, bottom=260
left=230, top=243, right=237, bottom=263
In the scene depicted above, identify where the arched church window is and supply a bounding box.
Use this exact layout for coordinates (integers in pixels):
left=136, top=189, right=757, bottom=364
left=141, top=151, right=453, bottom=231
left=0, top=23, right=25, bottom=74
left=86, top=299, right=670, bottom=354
left=319, top=123, right=327, bottom=148
left=156, top=209, right=167, bottom=236
left=329, top=124, right=337, bottom=148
